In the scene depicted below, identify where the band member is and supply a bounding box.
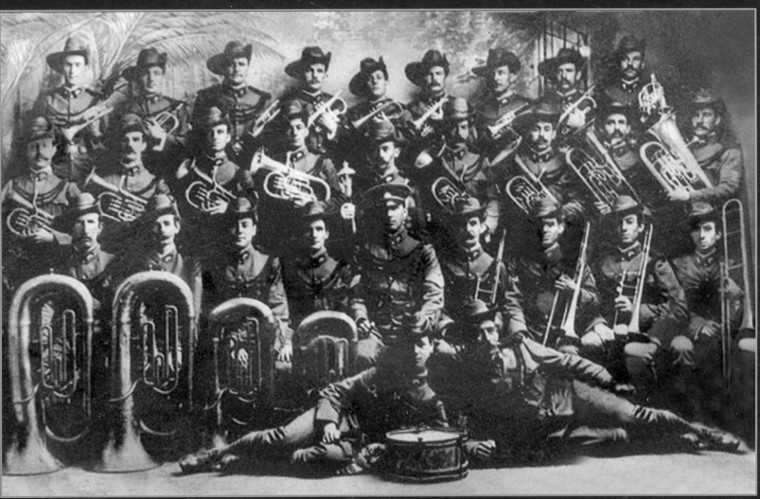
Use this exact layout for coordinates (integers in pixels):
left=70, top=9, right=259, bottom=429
left=602, top=35, right=647, bottom=109
left=204, top=196, right=293, bottom=366
left=538, top=47, right=592, bottom=145
left=471, top=47, right=531, bottom=163
left=353, top=118, right=413, bottom=196
left=586, top=196, right=688, bottom=399
left=281, top=202, right=354, bottom=329
left=505, top=198, right=599, bottom=353
left=2, top=116, right=80, bottom=289
left=33, top=36, right=111, bottom=184
left=349, top=183, right=444, bottom=369
left=116, top=47, right=190, bottom=167
left=193, top=41, right=272, bottom=165
left=673, top=88, right=745, bottom=206
left=178, top=329, right=448, bottom=475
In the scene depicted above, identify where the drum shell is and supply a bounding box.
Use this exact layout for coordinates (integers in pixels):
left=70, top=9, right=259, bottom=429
left=381, top=428, right=469, bottom=483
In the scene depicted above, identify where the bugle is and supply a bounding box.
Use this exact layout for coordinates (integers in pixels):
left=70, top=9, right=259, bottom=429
left=505, top=155, right=559, bottom=215
left=5, top=191, right=56, bottom=237
left=411, top=95, right=448, bottom=132
left=250, top=148, right=331, bottom=203
left=84, top=170, right=148, bottom=224
left=249, top=99, right=281, bottom=138
left=307, top=91, right=347, bottom=130
left=4, top=274, right=94, bottom=475
left=351, top=100, right=405, bottom=130
left=557, top=86, right=596, bottom=139
left=185, top=163, right=237, bottom=213
left=612, top=225, right=653, bottom=339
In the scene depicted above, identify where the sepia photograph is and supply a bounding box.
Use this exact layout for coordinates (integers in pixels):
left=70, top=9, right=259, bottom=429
left=0, top=8, right=756, bottom=496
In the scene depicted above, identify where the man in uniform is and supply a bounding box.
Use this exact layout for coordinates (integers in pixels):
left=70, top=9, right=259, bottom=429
left=193, top=41, right=272, bottom=166
left=349, top=183, right=444, bottom=370
left=602, top=35, right=648, bottom=109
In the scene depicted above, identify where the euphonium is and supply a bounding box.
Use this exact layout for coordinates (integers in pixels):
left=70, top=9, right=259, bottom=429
left=250, top=148, right=331, bottom=203
left=505, top=156, right=559, bottom=215
left=94, top=271, right=195, bottom=472
left=486, top=102, right=532, bottom=140
left=411, top=95, right=448, bottom=132
left=612, top=226, right=653, bottom=339
left=204, top=298, right=276, bottom=446
left=4, top=273, right=94, bottom=475
left=185, top=164, right=237, bottom=213
left=5, top=191, right=56, bottom=237
left=249, top=99, right=281, bottom=138
left=431, top=176, right=469, bottom=215
left=557, top=86, right=596, bottom=139
left=294, top=311, right=358, bottom=389
left=350, top=100, right=405, bottom=130
left=307, top=91, right=347, bottom=130
left=84, top=170, right=148, bottom=224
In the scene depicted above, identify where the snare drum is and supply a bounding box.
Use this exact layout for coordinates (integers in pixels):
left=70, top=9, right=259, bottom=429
left=381, top=427, right=468, bottom=483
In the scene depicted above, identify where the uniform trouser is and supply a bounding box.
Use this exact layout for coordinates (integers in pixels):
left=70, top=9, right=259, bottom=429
left=211, top=407, right=354, bottom=466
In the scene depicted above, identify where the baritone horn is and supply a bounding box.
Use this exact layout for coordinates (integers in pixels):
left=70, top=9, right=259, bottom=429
left=557, top=86, right=596, bottom=139
left=249, top=99, right=281, bottom=138
left=431, top=177, right=469, bottom=215
left=5, top=191, right=55, bottom=237
left=184, top=163, right=237, bottom=213
left=5, top=274, right=94, bottom=475
left=505, top=155, right=559, bottom=215
left=84, top=170, right=148, bottom=224
left=350, top=100, right=405, bottom=130
left=307, top=91, right=347, bottom=130
left=95, top=271, right=195, bottom=473
left=250, top=148, right=331, bottom=203
left=145, top=102, right=185, bottom=136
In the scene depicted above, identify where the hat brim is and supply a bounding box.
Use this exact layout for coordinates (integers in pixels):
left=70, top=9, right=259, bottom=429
left=54, top=205, right=101, bottom=233
left=454, top=206, right=487, bottom=220
left=405, top=60, right=449, bottom=88
left=348, top=62, right=388, bottom=97
left=285, top=53, right=332, bottom=79
left=207, top=45, right=253, bottom=76
left=538, top=54, right=586, bottom=78
left=122, top=60, right=167, bottom=81
left=46, top=49, right=89, bottom=74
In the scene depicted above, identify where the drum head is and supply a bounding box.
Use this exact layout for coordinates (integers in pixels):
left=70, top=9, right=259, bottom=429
left=387, top=428, right=458, bottom=444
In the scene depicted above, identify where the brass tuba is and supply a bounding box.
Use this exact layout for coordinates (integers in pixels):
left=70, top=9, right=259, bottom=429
left=84, top=170, right=148, bottom=224
left=184, top=163, right=237, bottom=214
left=431, top=177, right=470, bottom=216
left=203, top=298, right=276, bottom=446
left=505, top=155, right=559, bottom=215
left=294, top=311, right=358, bottom=388
left=94, top=271, right=196, bottom=472
left=250, top=148, right=331, bottom=203
left=4, top=273, right=94, bottom=475
left=5, top=191, right=56, bottom=237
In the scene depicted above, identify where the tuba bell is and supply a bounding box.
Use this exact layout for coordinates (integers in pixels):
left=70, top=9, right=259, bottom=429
left=294, top=311, right=358, bottom=390
left=84, top=170, right=148, bottom=224
left=94, top=271, right=195, bottom=472
left=5, top=191, right=56, bottom=237
left=431, top=177, right=470, bottom=215
left=4, top=273, right=94, bottom=475
left=505, top=156, right=559, bottom=215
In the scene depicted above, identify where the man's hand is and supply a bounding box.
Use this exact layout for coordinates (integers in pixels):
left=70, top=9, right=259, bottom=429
left=593, top=323, right=616, bottom=343
left=614, top=295, right=634, bottom=313
left=205, top=199, right=229, bottom=216
left=472, top=440, right=496, bottom=460
left=277, top=343, right=293, bottom=363
left=554, top=274, right=578, bottom=295
left=30, top=228, right=54, bottom=244
left=565, top=107, right=586, bottom=129
left=356, top=318, right=374, bottom=338
left=290, top=194, right=310, bottom=208
left=594, top=200, right=611, bottom=215
left=144, top=117, right=168, bottom=142
left=697, top=320, right=720, bottom=340
left=321, top=422, right=341, bottom=444
left=667, top=187, right=690, bottom=203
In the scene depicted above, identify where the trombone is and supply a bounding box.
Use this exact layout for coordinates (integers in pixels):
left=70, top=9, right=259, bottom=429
left=612, top=225, right=653, bottom=340
left=249, top=99, right=281, bottom=138
left=350, top=100, right=405, bottom=130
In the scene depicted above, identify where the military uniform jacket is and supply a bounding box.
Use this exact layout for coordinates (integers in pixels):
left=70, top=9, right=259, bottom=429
left=602, top=79, right=642, bottom=109
left=505, top=249, right=599, bottom=343
left=281, top=249, right=354, bottom=329
left=688, top=134, right=744, bottom=205
left=672, top=249, right=744, bottom=337
left=33, top=85, right=105, bottom=143
left=473, top=91, right=532, bottom=158
left=207, top=244, right=292, bottom=347
left=59, top=244, right=115, bottom=311
left=316, top=366, right=448, bottom=443
left=592, top=242, right=688, bottom=332
left=349, top=228, right=444, bottom=340
left=278, top=88, right=340, bottom=154
left=115, top=93, right=190, bottom=153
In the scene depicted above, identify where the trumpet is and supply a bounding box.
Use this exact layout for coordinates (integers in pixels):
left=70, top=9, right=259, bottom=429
left=84, top=170, right=148, bottom=224
left=350, top=100, right=405, bottom=130
left=557, top=86, right=596, bottom=139
left=250, top=148, right=331, bottom=203
left=411, top=95, right=448, bottom=132
left=60, top=105, right=113, bottom=145
left=543, top=221, right=591, bottom=346
left=431, top=176, right=469, bottom=215
left=185, top=163, right=237, bottom=213
left=144, top=102, right=185, bottom=136
left=638, top=73, right=667, bottom=119
left=505, top=155, right=559, bottom=215
left=307, top=91, right=347, bottom=130
left=486, top=102, right=532, bottom=141
left=249, top=99, right=281, bottom=138
left=612, top=225, right=653, bottom=339
left=5, top=191, right=56, bottom=237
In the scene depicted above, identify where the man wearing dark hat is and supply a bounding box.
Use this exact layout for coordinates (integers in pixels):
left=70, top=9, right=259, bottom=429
left=587, top=195, right=688, bottom=400
left=505, top=197, right=599, bottom=354
left=193, top=41, right=273, bottom=165
left=471, top=47, right=531, bottom=162
left=281, top=202, right=355, bottom=330
left=403, top=49, right=459, bottom=143
left=33, top=36, right=113, bottom=184
left=349, top=183, right=444, bottom=370
left=602, top=35, right=648, bottom=108
left=115, top=47, right=190, bottom=162
left=353, top=118, right=414, bottom=197
left=205, top=196, right=293, bottom=365
left=538, top=47, right=592, bottom=141
left=1, top=116, right=81, bottom=290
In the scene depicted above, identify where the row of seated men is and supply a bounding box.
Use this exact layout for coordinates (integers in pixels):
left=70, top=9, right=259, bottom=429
left=1, top=32, right=754, bottom=474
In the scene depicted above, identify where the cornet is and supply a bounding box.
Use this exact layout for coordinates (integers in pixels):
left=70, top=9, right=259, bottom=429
left=350, top=100, right=405, bottom=130
left=84, top=170, right=148, bottom=224
left=557, top=86, right=596, bottom=139
left=144, top=102, right=185, bottom=136
left=60, top=105, right=114, bottom=145
left=307, top=91, right=347, bottom=130
left=5, top=191, right=56, bottom=237
left=410, top=95, right=448, bottom=133
left=638, top=73, right=667, bottom=119
left=505, top=156, right=559, bottom=215
left=486, top=102, right=532, bottom=140
left=249, top=99, right=281, bottom=138
left=250, top=148, right=331, bottom=203
left=185, top=164, right=237, bottom=213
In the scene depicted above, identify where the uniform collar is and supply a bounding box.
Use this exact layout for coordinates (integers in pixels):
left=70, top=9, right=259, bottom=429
left=694, top=247, right=718, bottom=266
left=224, top=84, right=248, bottom=98
left=528, top=146, right=555, bottom=163
left=620, top=78, right=641, bottom=93
left=617, top=241, right=642, bottom=261
left=459, top=244, right=482, bottom=262
left=236, top=244, right=254, bottom=265
left=690, top=131, right=719, bottom=148
left=606, top=139, right=631, bottom=158
left=309, top=248, right=329, bottom=267
left=444, top=144, right=467, bottom=160
left=200, top=153, right=227, bottom=170
left=74, top=243, right=100, bottom=264
left=143, top=93, right=163, bottom=104
left=61, top=85, right=83, bottom=99
left=376, top=165, right=400, bottom=184
left=424, top=91, right=448, bottom=106
left=299, top=89, right=325, bottom=103
left=121, top=161, right=144, bottom=176
left=543, top=243, right=562, bottom=264
left=288, top=148, right=307, bottom=163
left=494, top=89, right=514, bottom=105
left=553, top=88, right=579, bottom=104
left=384, top=226, right=408, bottom=247
left=28, top=166, right=53, bottom=182
left=151, top=245, right=178, bottom=267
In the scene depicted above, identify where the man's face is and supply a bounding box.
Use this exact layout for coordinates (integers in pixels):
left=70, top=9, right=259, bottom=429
left=602, top=113, right=631, bottom=146
left=224, top=57, right=249, bottom=87
left=620, top=51, right=644, bottom=80
left=529, top=121, right=556, bottom=150
left=540, top=217, right=564, bottom=248
left=382, top=200, right=407, bottom=233
left=413, top=336, right=434, bottom=370
left=231, top=217, right=257, bottom=250
left=303, top=219, right=328, bottom=252
left=62, top=55, right=87, bottom=87
left=285, top=117, right=309, bottom=150
left=446, top=119, right=470, bottom=145
left=423, top=65, right=446, bottom=95
left=691, top=106, right=721, bottom=138
left=152, top=214, right=180, bottom=248
left=554, top=62, right=579, bottom=92
left=119, top=131, right=147, bottom=164
left=26, top=137, right=57, bottom=171
left=205, top=124, right=232, bottom=153
left=489, top=65, right=515, bottom=94
left=72, top=212, right=102, bottom=251
left=691, top=220, right=721, bottom=252
left=302, top=63, right=327, bottom=92
left=458, top=216, right=484, bottom=247
left=366, top=69, right=387, bottom=100
left=617, top=213, right=644, bottom=246
left=138, top=65, right=165, bottom=95
left=369, top=140, right=399, bottom=172
left=478, top=319, right=499, bottom=347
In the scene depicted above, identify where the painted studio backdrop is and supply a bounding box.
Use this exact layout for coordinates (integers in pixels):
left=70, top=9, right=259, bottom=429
left=0, top=9, right=756, bottom=244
